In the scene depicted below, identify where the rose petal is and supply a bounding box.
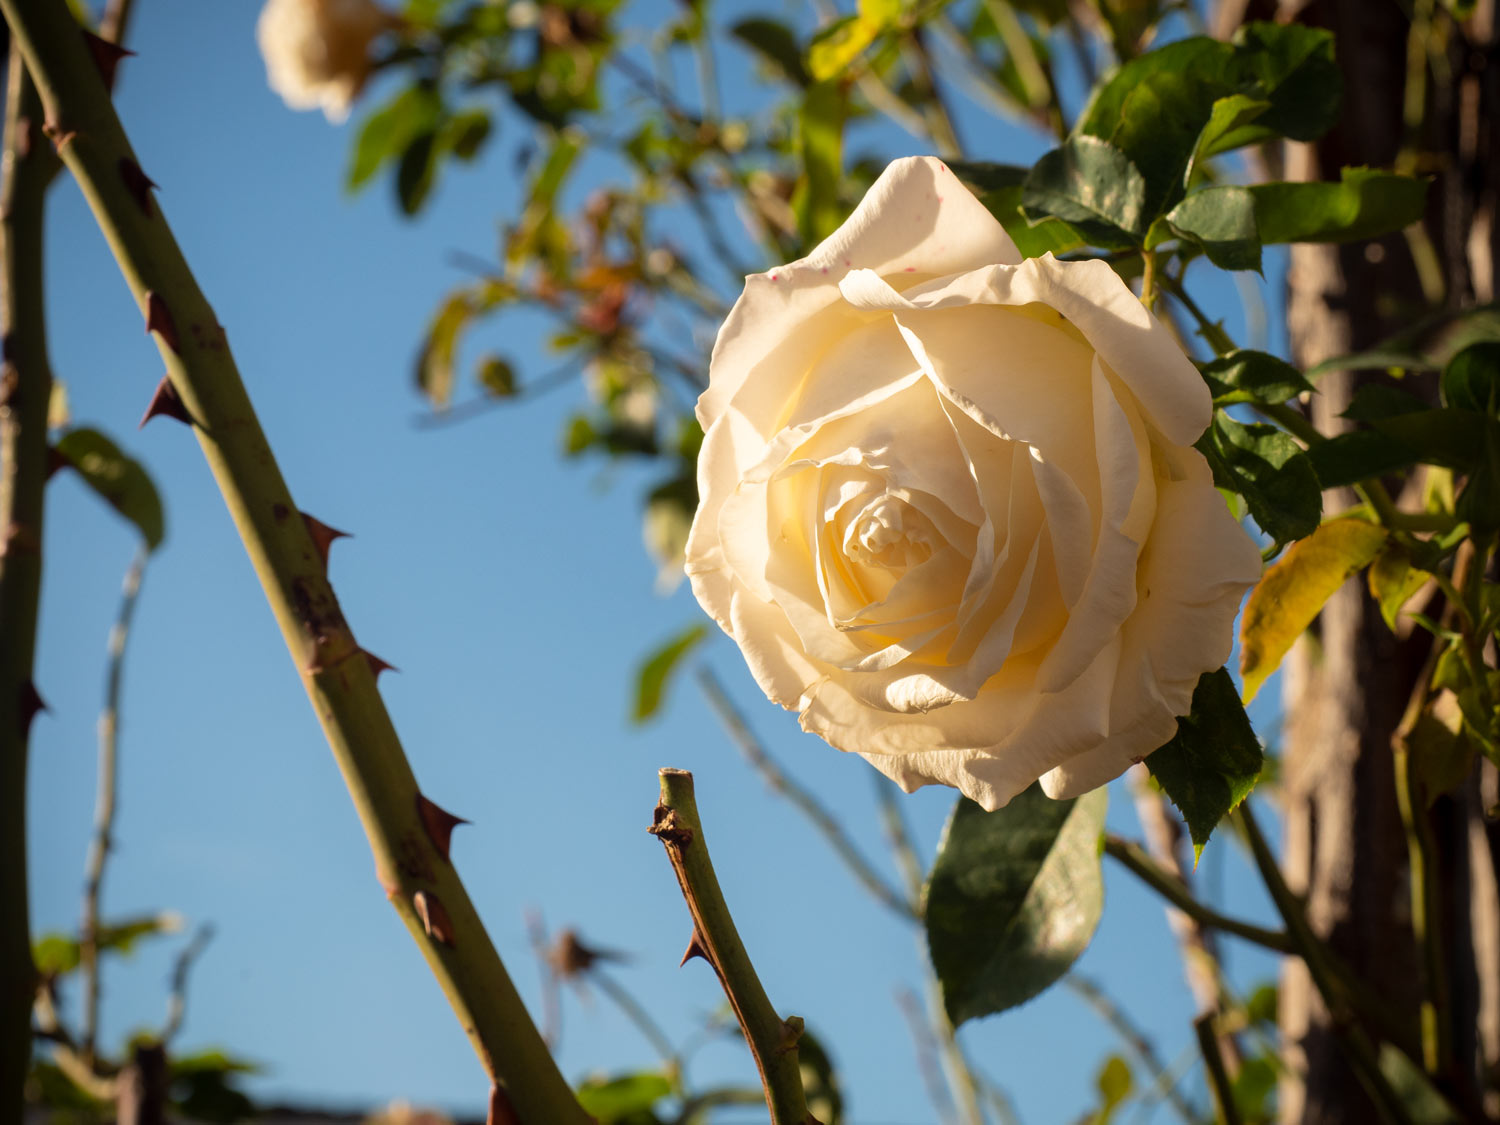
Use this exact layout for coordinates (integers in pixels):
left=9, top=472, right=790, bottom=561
left=700, top=157, right=1019, bottom=432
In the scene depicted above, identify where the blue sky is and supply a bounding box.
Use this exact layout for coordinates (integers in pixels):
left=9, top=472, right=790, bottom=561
left=30, top=2, right=1290, bottom=1122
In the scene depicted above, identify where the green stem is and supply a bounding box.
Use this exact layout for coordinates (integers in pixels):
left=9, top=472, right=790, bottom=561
left=903, top=28, right=963, bottom=159
left=0, top=39, right=60, bottom=1124
left=1194, top=1012, right=1244, bottom=1125
left=80, top=547, right=147, bottom=1065
left=695, top=666, right=915, bottom=921
left=1103, top=835, right=1295, bottom=954
left=650, top=769, right=817, bottom=1125
left=2, top=5, right=587, bottom=1119
left=1235, top=803, right=1419, bottom=1125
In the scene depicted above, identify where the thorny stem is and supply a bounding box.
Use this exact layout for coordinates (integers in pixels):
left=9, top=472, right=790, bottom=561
left=2, top=4, right=588, bottom=1119
left=695, top=665, right=916, bottom=921
left=1103, top=835, right=1295, bottom=954
left=1064, top=974, right=1198, bottom=1125
left=1235, top=803, right=1419, bottom=1125
left=80, top=547, right=147, bottom=1064
left=0, top=36, right=60, bottom=1124
left=1194, top=1012, right=1244, bottom=1125
left=650, top=769, right=818, bottom=1125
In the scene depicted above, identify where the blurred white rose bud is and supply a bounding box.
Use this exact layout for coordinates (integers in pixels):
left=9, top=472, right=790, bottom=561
left=257, top=0, right=393, bottom=123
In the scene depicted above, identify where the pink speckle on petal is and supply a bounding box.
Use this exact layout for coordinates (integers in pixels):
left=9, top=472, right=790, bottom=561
left=820, top=267, right=829, bottom=274
left=844, top=258, right=851, bottom=266
left=904, top=266, right=916, bottom=272
left=936, top=195, right=943, bottom=201
left=770, top=274, right=779, bottom=281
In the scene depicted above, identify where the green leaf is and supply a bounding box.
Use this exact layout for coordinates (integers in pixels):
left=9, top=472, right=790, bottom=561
left=1306, top=430, right=1419, bottom=489
left=1199, top=350, right=1314, bottom=406
left=1231, top=1055, right=1279, bottom=1122
left=1442, top=341, right=1500, bottom=414
left=396, top=129, right=440, bottom=216
left=440, top=109, right=492, bottom=161
left=477, top=354, right=517, bottom=398
left=956, top=166, right=1085, bottom=259
left=1184, top=94, right=1270, bottom=185
left=346, top=85, right=440, bottom=192
left=416, top=292, right=473, bottom=410
left=33, top=912, right=182, bottom=976
left=55, top=428, right=166, bottom=550
left=952, top=163, right=1084, bottom=257
left=1343, top=383, right=1431, bottom=421
left=730, top=17, right=810, bottom=86
left=1378, top=1043, right=1463, bottom=1124
left=1231, top=22, right=1341, bottom=143
left=1100, top=68, right=1222, bottom=221
left=1021, top=135, right=1147, bottom=248
left=1240, top=517, right=1390, bottom=702
left=796, top=1028, right=845, bottom=1125
left=575, top=1072, right=673, bottom=1123
left=1166, top=185, right=1261, bottom=271
left=1145, top=668, right=1264, bottom=858
left=1246, top=167, right=1429, bottom=244
left=795, top=80, right=845, bottom=247
left=925, top=784, right=1107, bottom=1026
left=1308, top=304, right=1500, bottom=379
left=1199, top=415, right=1322, bottom=546
left=1406, top=709, right=1477, bottom=808
left=632, top=624, right=708, bottom=722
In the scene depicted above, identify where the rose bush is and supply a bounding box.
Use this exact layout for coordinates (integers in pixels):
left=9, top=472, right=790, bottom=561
left=257, top=0, right=391, bottom=122
left=685, top=156, right=1263, bottom=810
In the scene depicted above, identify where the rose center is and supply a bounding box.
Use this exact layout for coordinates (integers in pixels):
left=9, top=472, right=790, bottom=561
left=844, top=497, right=932, bottom=571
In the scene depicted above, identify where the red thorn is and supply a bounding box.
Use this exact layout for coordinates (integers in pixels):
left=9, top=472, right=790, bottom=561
left=363, top=650, right=398, bottom=679
left=118, top=157, right=157, bottom=218
left=14, top=118, right=34, bottom=161
left=17, top=681, right=47, bottom=737
left=42, top=120, right=77, bottom=153
left=416, top=794, right=468, bottom=862
left=487, top=1086, right=520, bottom=1125
left=301, top=512, right=349, bottom=568
left=412, top=890, right=455, bottom=946
left=138, top=376, right=191, bottom=428
left=144, top=292, right=179, bottom=354
left=81, top=30, right=134, bottom=90
left=679, top=930, right=711, bottom=968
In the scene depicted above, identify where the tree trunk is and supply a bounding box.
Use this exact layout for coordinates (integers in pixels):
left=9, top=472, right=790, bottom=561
left=1267, top=1, right=1500, bottom=1121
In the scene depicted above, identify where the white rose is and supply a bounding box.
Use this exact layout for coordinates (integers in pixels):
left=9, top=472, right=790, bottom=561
left=257, top=0, right=392, bottom=123
left=685, top=156, right=1263, bottom=811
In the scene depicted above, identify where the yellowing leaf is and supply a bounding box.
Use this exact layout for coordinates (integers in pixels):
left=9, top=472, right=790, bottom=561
left=1240, top=517, right=1389, bottom=701
left=1367, top=541, right=1432, bottom=630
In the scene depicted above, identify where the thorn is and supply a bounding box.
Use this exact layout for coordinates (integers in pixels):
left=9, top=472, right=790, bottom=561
left=679, top=930, right=711, bottom=968
left=14, top=118, right=34, bottom=161
left=412, top=890, right=455, bottom=946
left=144, top=292, right=179, bottom=354
left=118, top=158, right=157, bottom=218
left=648, top=804, right=693, bottom=848
left=301, top=512, right=349, bottom=568
left=416, top=793, right=468, bottom=862
left=17, top=681, right=47, bottom=737
left=487, top=1085, right=520, bottom=1125
left=138, top=376, right=191, bottom=428
left=363, top=650, right=398, bottom=679
left=81, top=30, right=134, bottom=90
